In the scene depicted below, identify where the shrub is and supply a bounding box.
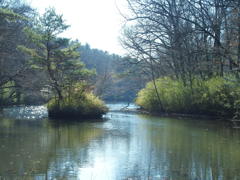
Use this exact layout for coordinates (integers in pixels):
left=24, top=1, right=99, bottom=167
left=47, top=92, right=108, bottom=119
left=136, top=76, right=240, bottom=117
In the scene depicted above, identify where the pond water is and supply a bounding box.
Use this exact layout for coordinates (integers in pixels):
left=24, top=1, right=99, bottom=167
left=0, top=103, right=240, bottom=179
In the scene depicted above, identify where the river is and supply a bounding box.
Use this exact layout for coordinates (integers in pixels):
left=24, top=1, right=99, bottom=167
left=0, top=103, right=240, bottom=179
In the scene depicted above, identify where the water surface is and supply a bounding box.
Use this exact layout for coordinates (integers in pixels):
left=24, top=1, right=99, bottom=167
left=0, top=103, right=240, bottom=179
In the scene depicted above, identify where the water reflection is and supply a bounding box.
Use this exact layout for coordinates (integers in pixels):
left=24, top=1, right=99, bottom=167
left=0, top=104, right=240, bottom=179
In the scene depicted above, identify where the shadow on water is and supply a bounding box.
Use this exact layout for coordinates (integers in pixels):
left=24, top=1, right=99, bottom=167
left=0, top=104, right=240, bottom=179
left=48, top=117, right=108, bottom=128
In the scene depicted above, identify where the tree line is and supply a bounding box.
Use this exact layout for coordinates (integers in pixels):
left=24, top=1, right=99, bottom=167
left=79, top=44, right=147, bottom=102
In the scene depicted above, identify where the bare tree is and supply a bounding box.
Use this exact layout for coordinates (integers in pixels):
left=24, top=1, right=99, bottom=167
left=121, top=0, right=240, bottom=83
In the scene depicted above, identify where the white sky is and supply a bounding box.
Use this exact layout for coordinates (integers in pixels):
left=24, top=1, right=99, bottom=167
left=27, top=0, right=128, bottom=55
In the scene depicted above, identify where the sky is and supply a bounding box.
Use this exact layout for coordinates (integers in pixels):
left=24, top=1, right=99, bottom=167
left=27, top=0, right=128, bottom=55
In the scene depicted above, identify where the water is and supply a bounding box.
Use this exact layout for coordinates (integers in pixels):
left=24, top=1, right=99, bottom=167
left=0, top=103, right=240, bottom=179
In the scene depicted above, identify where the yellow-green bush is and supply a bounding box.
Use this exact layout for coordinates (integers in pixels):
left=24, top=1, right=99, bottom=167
left=136, top=76, right=240, bottom=117
left=47, top=92, right=108, bottom=119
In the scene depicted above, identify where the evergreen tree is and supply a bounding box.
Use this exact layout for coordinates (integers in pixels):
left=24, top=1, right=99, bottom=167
left=19, top=8, right=93, bottom=101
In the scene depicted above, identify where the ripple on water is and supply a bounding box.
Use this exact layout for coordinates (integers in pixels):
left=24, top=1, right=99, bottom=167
left=3, top=106, right=48, bottom=120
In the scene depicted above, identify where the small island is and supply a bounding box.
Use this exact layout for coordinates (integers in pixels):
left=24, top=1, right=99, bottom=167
left=47, top=92, right=107, bottom=119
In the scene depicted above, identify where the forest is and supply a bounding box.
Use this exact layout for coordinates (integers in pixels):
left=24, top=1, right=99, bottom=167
left=1, top=0, right=240, bottom=119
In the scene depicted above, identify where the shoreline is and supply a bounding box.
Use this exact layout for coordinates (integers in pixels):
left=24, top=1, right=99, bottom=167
left=117, top=107, right=232, bottom=121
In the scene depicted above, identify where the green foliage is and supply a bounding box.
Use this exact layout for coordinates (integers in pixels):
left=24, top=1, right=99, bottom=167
left=0, top=2, right=36, bottom=106
left=47, top=87, right=108, bottom=119
left=19, top=8, right=95, bottom=100
left=38, top=8, right=69, bottom=36
left=19, top=8, right=72, bottom=69
left=0, top=81, right=15, bottom=106
left=0, top=8, right=24, bottom=21
left=136, top=76, right=240, bottom=117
